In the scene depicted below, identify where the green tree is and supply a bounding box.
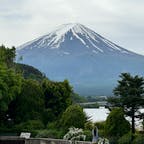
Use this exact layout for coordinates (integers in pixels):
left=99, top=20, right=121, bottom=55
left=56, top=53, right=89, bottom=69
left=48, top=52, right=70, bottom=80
left=60, top=105, right=87, bottom=130
left=0, top=65, right=22, bottom=126
left=105, top=108, right=130, bottom=137
left=8, top=79, right=44, bottom=123
left=0, top=65, right=22, bottom=111
left=108, top=73, right=144, bottom=136
left=42, top=79, right=72, bottom=119
left=0, top=45, right=16, bottom=67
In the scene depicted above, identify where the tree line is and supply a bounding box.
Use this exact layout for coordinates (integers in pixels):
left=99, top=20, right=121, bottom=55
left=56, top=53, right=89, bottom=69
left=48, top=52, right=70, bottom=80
left=0, top=45, right=84, bottom=136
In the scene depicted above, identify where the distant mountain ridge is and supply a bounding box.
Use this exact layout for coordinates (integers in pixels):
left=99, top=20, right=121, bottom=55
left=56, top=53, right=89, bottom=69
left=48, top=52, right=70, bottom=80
left=16, top=23, right=144, bottom=96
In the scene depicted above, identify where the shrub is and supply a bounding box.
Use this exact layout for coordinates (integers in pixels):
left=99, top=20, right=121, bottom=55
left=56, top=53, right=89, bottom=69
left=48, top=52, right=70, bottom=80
left=47, top=121, right=57, bottom=129
left=118, top=133, right=132, bottom=144
left=98, top=129, right=105, bottom=137
left=132, top=135, right=144, bottom=144
left=108, top=136, right=118, bottom=144
left=105, top=108, right=130, bottom=137
left=84, top=121, right=94, bottom=130
left=84, top=121, right=106, bottom=139
left=60, top=105, right=87, bottom=130
left=95, top=121, right=105, bottom=130
left=42, top=108, right=56, bottom=125
left=83, top=130, right=92, bottom=141
left=14, top=120, right=44, bottom=132
left=36, top=129, right=64, bottom=139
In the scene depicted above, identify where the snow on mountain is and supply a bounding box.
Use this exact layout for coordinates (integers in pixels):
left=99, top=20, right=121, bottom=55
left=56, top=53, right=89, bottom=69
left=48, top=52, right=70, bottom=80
left=17, top=23, right=132, bottom=55
left=16, top=23, right=144, bottom=96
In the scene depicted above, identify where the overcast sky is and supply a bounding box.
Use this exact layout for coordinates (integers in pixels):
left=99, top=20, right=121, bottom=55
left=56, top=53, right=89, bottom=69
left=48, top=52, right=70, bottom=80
left=0, top=0, right=144, bottom=55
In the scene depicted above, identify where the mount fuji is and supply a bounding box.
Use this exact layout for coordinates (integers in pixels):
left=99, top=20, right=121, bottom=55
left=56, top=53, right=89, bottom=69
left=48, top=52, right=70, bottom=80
left=16, top=23, right=144, bottom=96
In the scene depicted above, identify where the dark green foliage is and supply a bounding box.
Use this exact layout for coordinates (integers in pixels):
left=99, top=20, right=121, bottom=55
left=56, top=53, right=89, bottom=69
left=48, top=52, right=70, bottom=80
left=83, top=130, right=92, bottom=141
left=0, top=65, right=22, bottom=112
left=36, top=129, right=64, bottom=139
left=16, top=63, right=45, bottom=81
left=94, top=122, right=106, bottom=138
left=42, top=109, right=56, bottom=126
left=0, top=65, right=22, bottom=127
left=84, top=121, right=106, bottom=138
left=44, top=121, right=65, bottom=138
left=42, top=79, right=72, bottom=118
left=132, top=134, right=144, bottom=144
left=0, top=45, right=16, bottom=67
left=95, top=121, right=105, bottom=130
left=0, top=45, right=22, bottom=128
left=109, top=73, right=144, bottom=135
left=0, top=44, right=85, bottom=138
left=13, top=120, right=44, bottom=137
left=14, top=120, right=44, bottom=132
left=60, top=105, right=87, bottom=130
left=47, top=121, right=58, bottom=129
left=84, top=121, right=94, bottom=130
left=8, top=79, right=44, bottom=123
left=84, top=121, right=106, bottom=140
left=118, top=133, right=132, bottom=144
left=105, top=108, right=130, bottom=137
left=114, top=73, right=144, bottom=109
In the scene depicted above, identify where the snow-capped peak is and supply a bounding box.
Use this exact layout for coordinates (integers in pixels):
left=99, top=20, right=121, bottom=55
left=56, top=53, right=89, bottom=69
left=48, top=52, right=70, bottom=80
left=17, top=23, right=132, bottom=55
left=43, top=23, right=98, bottom=48
left=51, top=23, right=98, bottom=44
left=52, top=23, right=83, bottom=35
left=44, top=23, right=88, bottom=48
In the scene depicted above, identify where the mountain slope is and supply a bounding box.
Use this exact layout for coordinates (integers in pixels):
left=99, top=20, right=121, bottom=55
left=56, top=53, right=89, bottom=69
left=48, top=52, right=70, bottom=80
left=16, top=23, right=144, bottom=96
left=16, top=63, right=45, bottom=81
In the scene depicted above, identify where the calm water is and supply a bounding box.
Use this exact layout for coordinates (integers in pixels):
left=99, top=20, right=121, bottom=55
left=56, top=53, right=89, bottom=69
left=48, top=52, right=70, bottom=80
left=84, top=107, right=109, bottom=122
left=84, top=108, right=144, bottom=130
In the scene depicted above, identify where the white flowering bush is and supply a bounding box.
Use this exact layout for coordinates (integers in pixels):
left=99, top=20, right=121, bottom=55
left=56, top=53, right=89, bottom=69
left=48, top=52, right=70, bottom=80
left=63, top=127, right=86, bottom=143
left=97, top=138, right=109, bottom=144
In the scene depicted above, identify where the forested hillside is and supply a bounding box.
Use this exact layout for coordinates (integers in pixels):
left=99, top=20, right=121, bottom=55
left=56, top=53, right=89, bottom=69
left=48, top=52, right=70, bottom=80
left=0, top=45, right=86, bottom=138
left=16, top=63, right=45, bottom=81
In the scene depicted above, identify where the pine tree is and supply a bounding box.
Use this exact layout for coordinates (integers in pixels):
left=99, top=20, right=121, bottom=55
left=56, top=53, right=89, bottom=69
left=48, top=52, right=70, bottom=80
left=108, top=73, right=144, bottom=138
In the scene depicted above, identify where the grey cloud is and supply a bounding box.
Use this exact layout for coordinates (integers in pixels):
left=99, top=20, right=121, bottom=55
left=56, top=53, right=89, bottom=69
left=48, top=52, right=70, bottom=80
left=0, top=0, right=144, bottom=55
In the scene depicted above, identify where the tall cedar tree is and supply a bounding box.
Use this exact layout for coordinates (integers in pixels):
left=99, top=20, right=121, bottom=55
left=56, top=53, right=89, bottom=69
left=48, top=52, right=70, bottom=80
left=108, top=73, right=144, bottom=136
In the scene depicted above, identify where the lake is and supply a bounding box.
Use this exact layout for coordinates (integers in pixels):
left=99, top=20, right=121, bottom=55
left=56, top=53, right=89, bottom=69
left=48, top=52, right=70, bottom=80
left=84, top=108, right=144, bottom=130
left=84, top=107, right=109, bottom=122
